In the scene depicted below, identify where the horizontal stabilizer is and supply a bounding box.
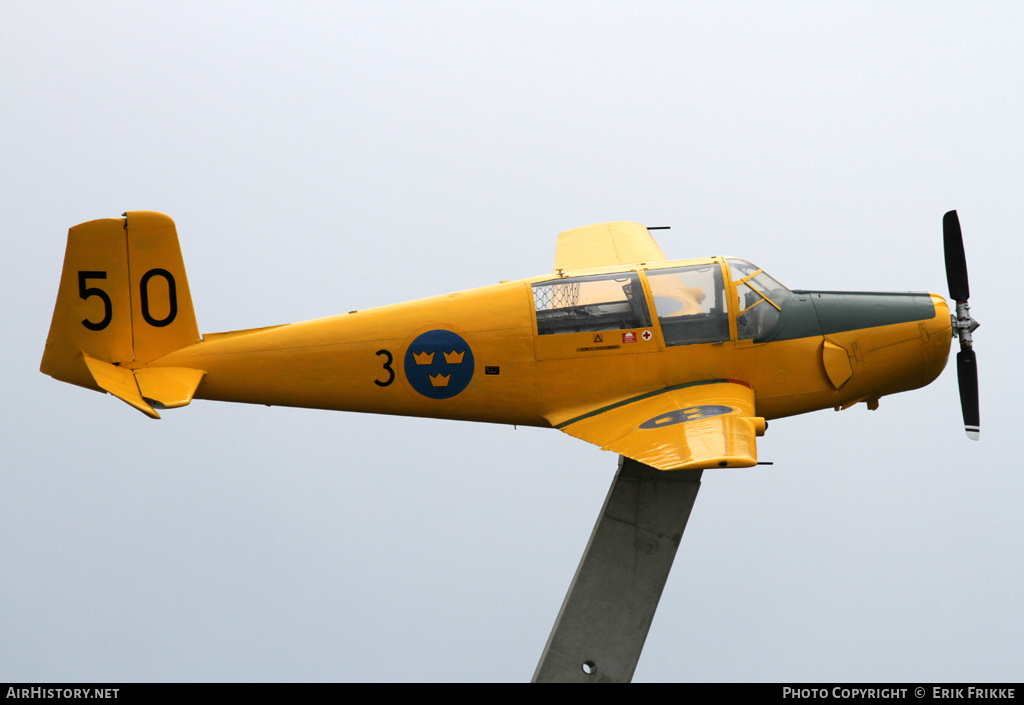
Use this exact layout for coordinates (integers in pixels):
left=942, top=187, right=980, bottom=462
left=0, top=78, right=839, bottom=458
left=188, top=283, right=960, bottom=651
left=82, top=353, right=206, bottom=418
left=135, top=367, right=206, bottom=409
left=82, top=353, right=160, bottom=419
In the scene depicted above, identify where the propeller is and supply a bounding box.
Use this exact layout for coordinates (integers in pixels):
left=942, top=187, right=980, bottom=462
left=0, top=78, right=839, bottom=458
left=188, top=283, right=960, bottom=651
left=943, top=210, right=980, bottom=440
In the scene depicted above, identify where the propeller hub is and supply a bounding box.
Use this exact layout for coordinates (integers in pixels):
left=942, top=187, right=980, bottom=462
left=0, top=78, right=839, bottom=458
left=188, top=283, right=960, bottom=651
left=952, top=301, right=980, bottom=348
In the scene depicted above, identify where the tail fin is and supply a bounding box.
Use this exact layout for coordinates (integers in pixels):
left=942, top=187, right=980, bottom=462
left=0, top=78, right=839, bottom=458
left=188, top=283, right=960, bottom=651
left=41, top=211, right=205, bottom=418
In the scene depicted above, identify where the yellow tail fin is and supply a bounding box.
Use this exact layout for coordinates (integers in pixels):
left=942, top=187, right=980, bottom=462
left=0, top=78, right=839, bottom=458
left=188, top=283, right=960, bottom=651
left=41, top=211, right=204, bottom=417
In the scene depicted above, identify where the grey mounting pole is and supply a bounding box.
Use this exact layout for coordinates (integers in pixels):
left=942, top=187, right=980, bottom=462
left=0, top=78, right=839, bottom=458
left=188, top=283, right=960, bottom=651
left=532, top=456, right=703, bottom=683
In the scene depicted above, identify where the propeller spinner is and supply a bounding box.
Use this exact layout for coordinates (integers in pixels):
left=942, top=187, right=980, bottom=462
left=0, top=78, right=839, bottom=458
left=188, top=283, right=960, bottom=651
left=943, top=210, right=981, bottom=440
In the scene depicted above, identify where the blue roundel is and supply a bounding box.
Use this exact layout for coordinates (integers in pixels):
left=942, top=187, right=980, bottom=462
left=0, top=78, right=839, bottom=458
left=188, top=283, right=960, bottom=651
left=404, top=330, right=475, bottom=399
left=639, top=405, right=733, bottom=429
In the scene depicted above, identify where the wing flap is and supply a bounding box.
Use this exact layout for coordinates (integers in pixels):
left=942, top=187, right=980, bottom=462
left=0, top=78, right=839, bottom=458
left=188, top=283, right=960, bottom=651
left=554, top=222, right=667, bottom=271
left=550, top=380, right=764, bottom=471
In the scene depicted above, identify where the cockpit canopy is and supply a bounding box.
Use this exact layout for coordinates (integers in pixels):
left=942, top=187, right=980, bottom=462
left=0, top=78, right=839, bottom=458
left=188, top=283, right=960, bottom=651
left=532, top=259, right=791, bottom=344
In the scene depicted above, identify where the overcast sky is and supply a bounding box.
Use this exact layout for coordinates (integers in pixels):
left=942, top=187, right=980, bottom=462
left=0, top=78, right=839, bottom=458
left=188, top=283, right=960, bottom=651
left=2, top=1, right=1022, bottom=683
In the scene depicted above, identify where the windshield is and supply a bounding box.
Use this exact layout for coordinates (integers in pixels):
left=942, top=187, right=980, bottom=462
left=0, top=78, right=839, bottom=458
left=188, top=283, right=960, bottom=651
left=727, top=259, right=789, bottom=340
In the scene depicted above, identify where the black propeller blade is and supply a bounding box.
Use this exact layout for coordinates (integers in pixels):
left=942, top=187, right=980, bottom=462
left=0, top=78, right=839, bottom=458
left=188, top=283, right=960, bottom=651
left=943, top=210, right=970, bottom=302
left=943, top=210, right=980, bottom=440
left=957, top=349, right=980, bottom=441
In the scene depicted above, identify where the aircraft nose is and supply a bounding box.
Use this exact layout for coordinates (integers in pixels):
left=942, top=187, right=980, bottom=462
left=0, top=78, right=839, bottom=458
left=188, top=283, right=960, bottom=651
left=923, top=292, right=954, bottom=373
left=810, top=290, right=952, bottom=403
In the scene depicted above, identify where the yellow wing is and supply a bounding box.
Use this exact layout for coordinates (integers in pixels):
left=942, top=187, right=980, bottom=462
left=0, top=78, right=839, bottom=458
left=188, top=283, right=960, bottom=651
left=546, top=380, right=765, bottom=471
left=554, top=222, right=668, bottom=271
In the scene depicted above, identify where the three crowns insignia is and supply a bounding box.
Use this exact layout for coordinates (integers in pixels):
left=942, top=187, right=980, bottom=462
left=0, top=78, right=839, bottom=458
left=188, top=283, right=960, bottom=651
left=415, top=348, right=465, bottom=387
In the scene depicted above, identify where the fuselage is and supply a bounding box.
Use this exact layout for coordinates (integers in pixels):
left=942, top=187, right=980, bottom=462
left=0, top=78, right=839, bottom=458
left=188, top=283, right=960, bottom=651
left=152, top=256, right=953, bottom=428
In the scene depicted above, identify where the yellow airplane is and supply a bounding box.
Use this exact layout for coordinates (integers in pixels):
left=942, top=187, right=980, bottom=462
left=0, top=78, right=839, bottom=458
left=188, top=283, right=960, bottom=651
left=41, top=211, right=980, bottom=471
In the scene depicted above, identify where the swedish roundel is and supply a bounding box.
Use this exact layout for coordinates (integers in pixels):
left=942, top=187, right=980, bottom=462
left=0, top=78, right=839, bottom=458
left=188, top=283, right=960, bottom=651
left=639, top=405, right=733, bottom=429
left=404, top=329, right=475, bottom=399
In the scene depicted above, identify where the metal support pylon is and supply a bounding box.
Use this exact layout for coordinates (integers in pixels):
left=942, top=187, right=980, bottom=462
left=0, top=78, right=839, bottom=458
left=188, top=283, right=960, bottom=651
left=532, top=456, right=703, bottom=683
